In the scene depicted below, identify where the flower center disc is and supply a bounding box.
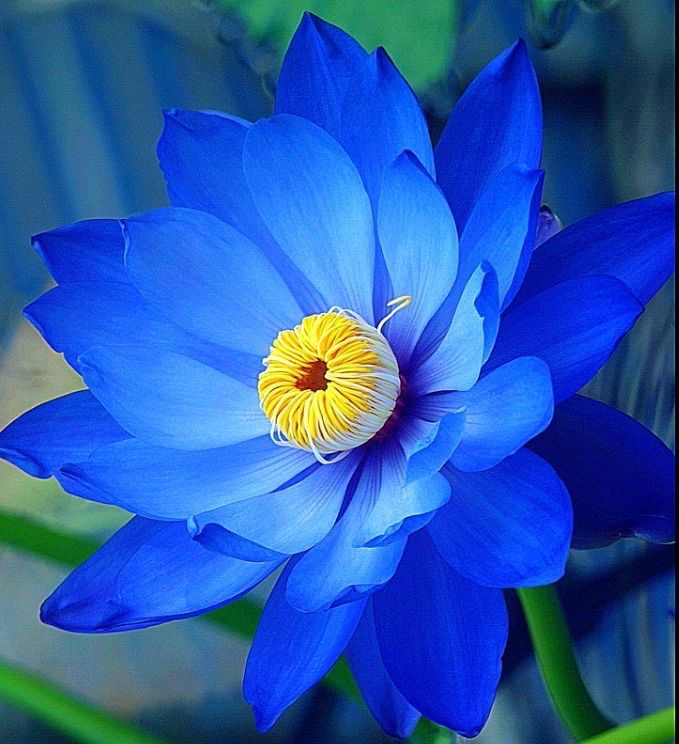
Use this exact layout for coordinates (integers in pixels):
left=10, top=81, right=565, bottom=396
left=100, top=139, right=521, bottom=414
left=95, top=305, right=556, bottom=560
left=258, top=310, right=401, bottom=462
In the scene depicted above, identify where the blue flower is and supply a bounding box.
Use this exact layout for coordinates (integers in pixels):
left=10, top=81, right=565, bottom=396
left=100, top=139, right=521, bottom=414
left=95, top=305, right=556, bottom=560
left=0, top=13, right=674, bottom=738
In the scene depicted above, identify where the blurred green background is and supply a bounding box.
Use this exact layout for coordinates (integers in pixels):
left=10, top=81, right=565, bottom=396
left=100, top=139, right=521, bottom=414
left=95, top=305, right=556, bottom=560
left=0, top=1, right=674, bottom=742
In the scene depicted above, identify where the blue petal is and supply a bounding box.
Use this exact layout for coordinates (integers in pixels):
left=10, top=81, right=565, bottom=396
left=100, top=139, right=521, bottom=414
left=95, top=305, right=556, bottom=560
left=192, top=453, right=360, bottom=555
left=457, top=164, right=544, bottom=308
left=41, top=516, right=281, bottom=632
left=450, top=357, right=554, bottom=472
left=435, top=40, right=542, bottom=232
left=429, top=449, right=572, bottom=587
left=0, top=391, right=129, bottom=479
left=487, top=275, right=643, bottom=404
left=193, top=525, right=287, bottom=563
left=405, top=412, right=466, bottom=484
left=78, top=346, right=267, bottom=450
left=243, top=114, right=375, bottom=321
left=285, top=445, right=407, bottom=612
left=59, top=435, right=313, bottom=519
left=338, top=48, right=435, bottom=207
left=124, top=207, right=303, bottom=356
left=24, top=281, right=262, bottom=385
left=516, top=192, right=675, bottom=306
left=345, top=598, right=420, bottom=738
left=275, top=13, right=367, bottom=137
left=156, top=109, right=325, bottom=315
left=410, top=262, right=499, bottom=396
left=243, top=559, right=366, bottom=731
left=530, top=395, right=676, bottom=548
left=373, top=530, right=508, bottom=736
left=378, top=151, right=458, bottom=363
left=32, top=219, right=127, bottom=284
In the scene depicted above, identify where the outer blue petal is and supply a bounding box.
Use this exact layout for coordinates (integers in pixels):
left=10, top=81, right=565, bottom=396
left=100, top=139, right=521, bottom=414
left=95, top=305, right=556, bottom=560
left=516, top=192, right=675, bottom=306
left=530, top=395, right=676, bottom=548
left=243, top=114, right=375, bottom=321
left=41, top=516, right=281, bottom=632
left=244, top=559, right=366, bottom=731
left=59, top=435, right=313, bottom=519
left=345, top=599, right=421, bottom=738
left=378, top=151, right=458, bottom=363
left=338, top=48, right=435, bottom=207
left=0, top=391, right=129, bottom=479
left=124, top=208, right=303, bottom=356
left=410, top=262, right=499, bottom=395
left=78, top=346, right=267, bottom=450
left=285, top=444, right=407, bottom=612
left=429, top=450, right=572, bottom=587
left=487, top=275, right=643, bottom=404
left=450, top=357, right=554, bottom=472
left=156, top=109, right=324, bottom=314
left=373, top=530, right=508, bottom=736
left=275, top=13, right=367, bottom=137
left=457, top=164, right=544, bottom=307
left=32, top=219, right=127, bottom=284
left=405, top=412, right=466, bottom=484
left=191, top=453, right=360, bottom=555
left=435, top=40, right=542, bottom=232
left=24, top=281, right=262, bottom=385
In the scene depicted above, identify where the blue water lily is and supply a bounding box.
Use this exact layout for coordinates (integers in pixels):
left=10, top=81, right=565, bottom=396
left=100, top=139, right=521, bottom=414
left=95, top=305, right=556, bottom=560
left=0, top=14, right=674, bottom=738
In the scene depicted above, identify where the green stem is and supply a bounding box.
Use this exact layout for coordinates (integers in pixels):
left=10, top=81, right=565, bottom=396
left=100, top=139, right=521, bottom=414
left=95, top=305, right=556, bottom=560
left=582, top=706, right=675, bottom=744
left=518, top=585, right=612, bottom=741
left=0, top=657, right=168, bottom=744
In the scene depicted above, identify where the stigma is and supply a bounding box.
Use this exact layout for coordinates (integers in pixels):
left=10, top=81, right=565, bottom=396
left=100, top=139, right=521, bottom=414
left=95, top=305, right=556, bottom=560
left=258, top=301, right=409, bottom=464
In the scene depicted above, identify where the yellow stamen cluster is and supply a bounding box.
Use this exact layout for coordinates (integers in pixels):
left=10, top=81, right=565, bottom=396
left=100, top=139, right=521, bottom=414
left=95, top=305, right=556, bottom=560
left=258, top=310, right=401, bottom=463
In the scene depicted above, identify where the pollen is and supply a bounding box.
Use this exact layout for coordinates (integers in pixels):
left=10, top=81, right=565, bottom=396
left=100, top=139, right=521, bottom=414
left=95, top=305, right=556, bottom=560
left=258, top=307, right=404, bottom=464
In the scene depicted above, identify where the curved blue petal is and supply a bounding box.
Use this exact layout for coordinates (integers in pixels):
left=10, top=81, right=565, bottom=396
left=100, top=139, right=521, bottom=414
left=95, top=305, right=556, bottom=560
left=275, top=13, right=367, bottom=137
left=78, top=346, right=267, bottom=450
left=487, top=275, right=643, bottom=404
left=405, top=412, right=465, bottom=484
left=193, top=525, right=287, bottom=563
left=124, top=208, right=303, bottom=356
left=338, top=48, right=435, bottom=207
left=457, top=164, right=544, bottom=308
left=192, top=453, right=360, bottom=555
left=516, top=192, right=675, bottom=306
left=373, top=530, right=508, bottom=736
left=41, top=516, right=281, bottom=633
left=450, top=356, right=554, bottom=472
left=285, top=444, right=407, bottom=612
left=24, top=281, right=262, bottom=385
left=429, top=449, right=572, bottom=587
left=157, top=109, right=325, bottom=315
left=59, top=435, right=313, bottom=519
left=32, top=219, right=127, bottom=284
left=435, top=40, right=542, bottom=232
left=530, top=395, right=676, bottom=548
left=410, top=262, right=499, bottom=395
left=0, top=391, right=129, bottom=479
left=244, top=559, right=366, bottom=731
left=345, top=598, right=421, bottom=738
left=378, top=151, right=458, bottom=363
left=243, top=114, right=375, bottom=321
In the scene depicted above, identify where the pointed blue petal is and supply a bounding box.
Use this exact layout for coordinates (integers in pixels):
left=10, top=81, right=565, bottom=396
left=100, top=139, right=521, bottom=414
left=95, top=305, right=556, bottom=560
left=41, top=516, right=280, bottom=632
left=430, top=450, right=572, bottom=587
left=517, top=192, right=675, bottom=306
left=78, top=346, right=267, bottom=450
left=435, top=40, right=542, bottom=231
left=345, top=599, right=420, bottom=738
left=530, top=395, right=676, bottom=548
left=0, top=391, right=129, bottom=479
left=488, top=275, right=643, bottom=404
left=244, top=559, right=365, bottom=731
left=243, top=115, right=375, bottom=321
left=275, top=13, right=367, bottom=137
left=373, top=530, right=508, bottom=736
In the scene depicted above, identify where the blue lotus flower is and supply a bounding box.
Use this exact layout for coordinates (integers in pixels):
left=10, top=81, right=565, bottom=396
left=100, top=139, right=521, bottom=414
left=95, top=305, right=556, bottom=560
left=0, top=13, right=674, bottom=738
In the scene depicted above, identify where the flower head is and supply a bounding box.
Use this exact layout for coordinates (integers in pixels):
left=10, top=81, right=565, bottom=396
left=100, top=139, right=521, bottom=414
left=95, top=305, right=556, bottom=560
left=0, top=13, right=674, bottom=738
